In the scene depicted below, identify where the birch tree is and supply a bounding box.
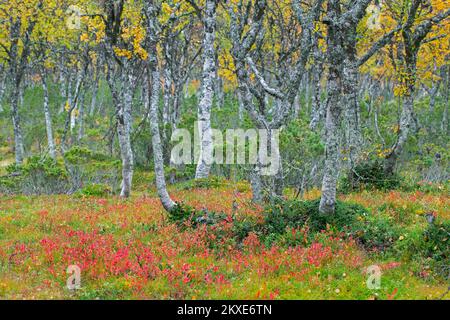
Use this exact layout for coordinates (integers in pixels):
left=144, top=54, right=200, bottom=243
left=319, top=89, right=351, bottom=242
left=89, top=0, right=148, bottom=198
left=143, top=0, right=176, bottom=211
left=383, top=1, right=450, bottom=174
left=228, top=0, right=323, bottom=201
left=0, top=0, right=44, bottom=165
left=186, top=0, right=219, bottom=179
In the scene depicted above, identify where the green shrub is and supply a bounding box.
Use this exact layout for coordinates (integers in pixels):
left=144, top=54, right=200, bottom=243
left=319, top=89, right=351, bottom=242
left=169, top=198, right=403, bottom=253
left=0, top=176, right=21, bottom=194
left=167, top=203, right=228, bottom=227
left=351, top=213, right=401, bottom=251
left=2, top=156, right=69, bottom=194
left=64, top=146, right=121, bottom=193
left=395, top=218, right=449, bottom=278
left=262, top=199, right=400, bottom=251
left=75, top=183, right=112, bottom=197
left=263, top=199, right=367, bottom=234
left=340, top=160, right=402, bottom=193
left=178, top=176, right=227, bottom=190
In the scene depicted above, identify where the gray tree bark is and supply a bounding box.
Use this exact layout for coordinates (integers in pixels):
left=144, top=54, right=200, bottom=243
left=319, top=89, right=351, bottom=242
left=384, top=4, right=450, bottom=174
left=89, top=75, right=99, bottom=116
left=107, top=66, right=134, bottom=198
left=319, top=0, right=372, bottom=214
left=319, top=60, right=343, bottom=214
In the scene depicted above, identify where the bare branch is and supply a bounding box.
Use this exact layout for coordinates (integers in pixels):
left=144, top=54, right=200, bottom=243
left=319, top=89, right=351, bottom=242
left=246, top=57, right=285, bottom=99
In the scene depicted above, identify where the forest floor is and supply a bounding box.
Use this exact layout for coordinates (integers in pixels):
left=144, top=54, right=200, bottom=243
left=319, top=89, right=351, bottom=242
left=0, top=184, right=448, bottom=300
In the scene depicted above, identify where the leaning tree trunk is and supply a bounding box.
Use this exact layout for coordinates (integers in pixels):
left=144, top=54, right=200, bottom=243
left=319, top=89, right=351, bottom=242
left=148, top=56, right=176, bottom=211
left=195, top=0, right=217, bottom=179
left=384, top=93, right=414, bottom=175
left=42, top=72, right=57, bottom=160
left=385, top=49, right=418, bottom=175
left=144, top=0, right=176, bottom=212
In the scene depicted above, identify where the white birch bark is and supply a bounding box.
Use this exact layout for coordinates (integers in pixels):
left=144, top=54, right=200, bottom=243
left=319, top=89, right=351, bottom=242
left=144, top=0, right=176, bottom=211
left=195, top=0, right=217, bottom=179
left=0, top=66, right=5, bottom=113
left=41, top=71, right=57, bottom=160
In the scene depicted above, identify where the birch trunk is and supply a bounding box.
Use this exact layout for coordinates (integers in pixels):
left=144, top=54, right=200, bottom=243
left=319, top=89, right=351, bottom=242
left=195, top=0, right=217, bottom=179
left=148, top=66, right=175, bottom=210
left=343, top=61, right=362, bottom=168
left=250, top=163, right=263, bottom=203
left=162, top=63, right=171, bottom=139
left=11, top=83, right=25, bottom=165
left=319, top=1, right=345, bottom=214
left=385, top=93, right=414, bottom=174
left=77, top=91, right=85, bottom=141
left=42, top=72, right=56, bottom=160
left=309, top=60, right=324, bottom=130
left=114, top=72, right=134, bottom=198
left=319, top=66, right=343, bottom=214
left=144, top=0, right=176, bottom=211
left=89, top=77, right=98, bottom=116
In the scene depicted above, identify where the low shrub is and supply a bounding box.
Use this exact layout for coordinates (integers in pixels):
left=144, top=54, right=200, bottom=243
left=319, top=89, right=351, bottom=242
left=167, top=203, right=228, bottom=227
left=75, top=183, right=112, bottom=197
left=262, top=199, right=400, bottom=251
left=64, top=146, right=121, bottom=193
left=178, top=176, right=228, bottom=190
left=1, top=156, right=69, bottom=195
left=395, top=217, right=449, bottom=279
left=168, top=197, right=403, bottom=253
left=340, top=160, right=402, bottom=193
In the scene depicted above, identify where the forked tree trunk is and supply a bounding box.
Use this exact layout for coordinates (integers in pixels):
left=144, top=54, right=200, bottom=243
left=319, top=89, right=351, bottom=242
left=385, top=93, right=414, bottom=175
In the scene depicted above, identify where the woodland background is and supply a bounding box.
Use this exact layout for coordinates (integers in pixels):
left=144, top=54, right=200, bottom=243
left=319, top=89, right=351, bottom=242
left=0, top=0, right=448, bottom=300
